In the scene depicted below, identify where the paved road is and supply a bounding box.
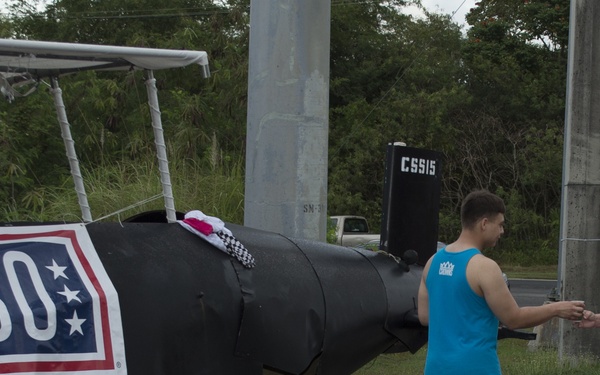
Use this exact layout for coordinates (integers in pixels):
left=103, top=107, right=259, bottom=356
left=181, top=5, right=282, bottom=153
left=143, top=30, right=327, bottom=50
left=509, top=278, right=557, bottom=307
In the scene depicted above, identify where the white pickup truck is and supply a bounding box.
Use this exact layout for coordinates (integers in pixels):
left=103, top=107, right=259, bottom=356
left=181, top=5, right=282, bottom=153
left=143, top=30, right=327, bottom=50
left=330, top=215, right=380, bottom=248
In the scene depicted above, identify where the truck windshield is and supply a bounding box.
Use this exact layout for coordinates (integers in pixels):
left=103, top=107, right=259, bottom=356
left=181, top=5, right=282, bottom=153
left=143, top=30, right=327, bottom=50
left=343, top=218, right=368, bottom=233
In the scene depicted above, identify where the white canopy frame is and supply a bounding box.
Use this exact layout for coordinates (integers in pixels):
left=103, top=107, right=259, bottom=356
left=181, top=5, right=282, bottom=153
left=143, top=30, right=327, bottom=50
left=0, top=39, right=210, bottom=223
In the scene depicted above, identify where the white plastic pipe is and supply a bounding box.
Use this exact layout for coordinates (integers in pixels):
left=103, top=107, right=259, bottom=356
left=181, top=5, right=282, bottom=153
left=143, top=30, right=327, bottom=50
left=145, top=70, right=176, bottom=223
left=50, top=77, right=92, bottom=223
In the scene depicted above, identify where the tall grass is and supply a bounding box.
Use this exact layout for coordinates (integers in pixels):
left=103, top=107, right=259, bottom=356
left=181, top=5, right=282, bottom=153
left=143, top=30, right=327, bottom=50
left=1, top=155, right=245, bottom=224
left=354, top=340, right=600, bottom=374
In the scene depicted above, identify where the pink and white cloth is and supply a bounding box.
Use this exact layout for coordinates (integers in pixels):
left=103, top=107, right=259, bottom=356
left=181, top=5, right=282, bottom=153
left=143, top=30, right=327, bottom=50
left=178, top=210, right=256, bottom=268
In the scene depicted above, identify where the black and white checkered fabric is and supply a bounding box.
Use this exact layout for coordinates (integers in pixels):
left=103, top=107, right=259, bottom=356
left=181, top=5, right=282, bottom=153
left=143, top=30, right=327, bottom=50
left=215, top=231, right=256, bottom=269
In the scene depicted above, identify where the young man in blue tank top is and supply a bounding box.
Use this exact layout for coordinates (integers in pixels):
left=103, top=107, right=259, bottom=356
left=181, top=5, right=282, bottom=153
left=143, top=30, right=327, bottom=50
left=418, top=190, right=586, bottom=375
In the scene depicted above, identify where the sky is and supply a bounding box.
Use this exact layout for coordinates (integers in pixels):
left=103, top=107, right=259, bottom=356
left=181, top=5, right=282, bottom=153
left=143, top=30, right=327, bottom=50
left=405, top=0, right=477, bottom=29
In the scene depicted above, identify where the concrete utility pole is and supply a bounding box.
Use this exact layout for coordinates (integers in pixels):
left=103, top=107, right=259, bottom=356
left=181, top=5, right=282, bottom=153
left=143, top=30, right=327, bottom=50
left=244, top=1, right=331, bottom=241
left=558, top=0, right=600, bottom=362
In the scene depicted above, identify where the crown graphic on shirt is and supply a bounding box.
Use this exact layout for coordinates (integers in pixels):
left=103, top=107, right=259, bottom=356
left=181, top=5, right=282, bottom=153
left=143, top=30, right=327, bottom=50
left=439, top=261, right=455, bottom=276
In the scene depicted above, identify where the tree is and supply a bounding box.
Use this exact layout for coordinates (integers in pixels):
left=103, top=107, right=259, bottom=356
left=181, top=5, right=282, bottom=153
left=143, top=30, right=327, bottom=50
left=328, top=4, right=467, bottom=229
left=438, top=0, right=571, bottom=257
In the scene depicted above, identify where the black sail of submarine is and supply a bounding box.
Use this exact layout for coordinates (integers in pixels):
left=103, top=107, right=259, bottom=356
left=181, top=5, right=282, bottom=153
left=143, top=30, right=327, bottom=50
left=86, top=220, right=427, bottom=375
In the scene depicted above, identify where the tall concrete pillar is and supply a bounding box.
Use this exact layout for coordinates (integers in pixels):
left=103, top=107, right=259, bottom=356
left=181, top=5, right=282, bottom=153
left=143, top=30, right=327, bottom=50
left=558, top=0, right=600, bottom=361
left=244, top=1, right=331, bottom=241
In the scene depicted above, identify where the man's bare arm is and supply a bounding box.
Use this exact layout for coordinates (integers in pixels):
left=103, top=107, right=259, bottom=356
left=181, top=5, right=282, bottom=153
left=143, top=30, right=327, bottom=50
left=417, top=257, right=433, bottom=326
left=477, top=257, right=584, bottom=329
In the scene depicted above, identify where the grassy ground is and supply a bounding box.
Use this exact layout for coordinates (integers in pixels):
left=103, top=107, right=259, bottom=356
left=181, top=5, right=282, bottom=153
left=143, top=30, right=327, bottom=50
left=354, top=340, right=600, bottom=374
left=501, top=264, right=558, bottom=280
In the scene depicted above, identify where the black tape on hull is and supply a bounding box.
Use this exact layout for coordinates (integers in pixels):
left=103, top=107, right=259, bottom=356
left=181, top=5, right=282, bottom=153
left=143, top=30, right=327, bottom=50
left=86, top=222, right=426, bottom=375
left=88, top=223, right=259, bottom=374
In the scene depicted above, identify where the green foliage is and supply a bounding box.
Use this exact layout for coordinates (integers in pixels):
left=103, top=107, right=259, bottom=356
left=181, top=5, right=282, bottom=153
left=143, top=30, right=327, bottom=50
left=465, top=0, right=570, bottom=49
left=326, top=217, right=338, bottom=244
left=0, top=13, right=14, bottom=38
left=328, top=6, right=469, bottom=230
left=0, top=0, right=575, bottom=268
left=432, top=0, right=570, bottom=266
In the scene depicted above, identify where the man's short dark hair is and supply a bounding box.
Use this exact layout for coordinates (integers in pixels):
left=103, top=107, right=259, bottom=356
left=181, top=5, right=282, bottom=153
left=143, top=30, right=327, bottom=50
left=461, top=190, right=506, bottom=229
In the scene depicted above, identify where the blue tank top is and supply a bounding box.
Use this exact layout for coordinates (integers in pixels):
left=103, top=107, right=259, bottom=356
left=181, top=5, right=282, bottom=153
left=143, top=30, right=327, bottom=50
left=424, top=248, right=501, bottom=375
